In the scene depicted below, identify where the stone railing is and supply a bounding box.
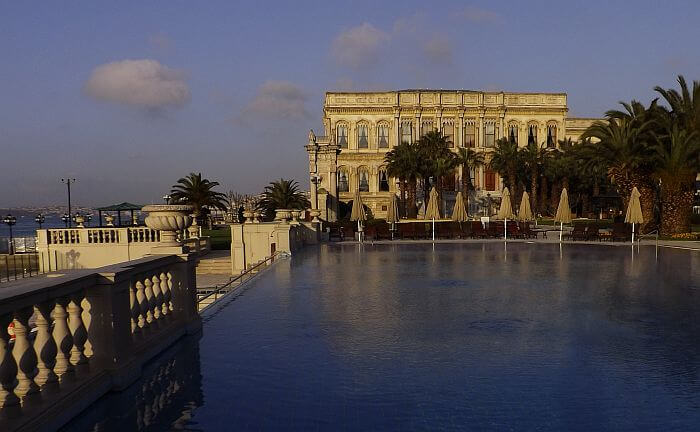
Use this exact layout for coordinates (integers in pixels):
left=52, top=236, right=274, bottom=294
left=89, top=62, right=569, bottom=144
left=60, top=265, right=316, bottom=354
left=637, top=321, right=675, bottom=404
left=0, top=252, right=199, bottom=431
left=36, top=228, right=210, bottom=271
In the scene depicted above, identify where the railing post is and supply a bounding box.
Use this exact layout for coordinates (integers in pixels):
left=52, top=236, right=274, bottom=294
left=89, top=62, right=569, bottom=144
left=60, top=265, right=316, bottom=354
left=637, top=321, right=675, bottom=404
left=0, top=312, right=19, bottom=408
left=171, top=253, right=200, bottom=333
left=88, top=272, right=138, bottom=388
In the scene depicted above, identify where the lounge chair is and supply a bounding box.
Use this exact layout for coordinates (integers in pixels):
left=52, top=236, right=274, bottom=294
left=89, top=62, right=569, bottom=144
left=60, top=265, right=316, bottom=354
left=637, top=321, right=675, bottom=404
left=341, top=224, right=355, bottom=241
left=364, top=226, right=377, bottom=241
left=488, top=222, right=503, bottom=238
left=586, top=226, right=601, bottom=241
left=376, top=222, right=391, bottom=240
left=569, top=224, right=588, bottom=241
left=329, top=224, right=343, bottom=241
left=471, top=221, right=488, bottom=239
left=415, top=222, right=430, bottom=240
left=398, top=223, right=415, bottom=239
left=612, top=223, right=631, bottom=242
left=437, top=222, right=452, bottom=239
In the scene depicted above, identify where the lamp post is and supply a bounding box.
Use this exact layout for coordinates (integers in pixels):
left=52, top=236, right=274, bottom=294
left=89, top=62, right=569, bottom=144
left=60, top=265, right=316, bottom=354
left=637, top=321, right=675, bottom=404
left=85, top=213, right=92, bottom=226
left=35, top=213, right=45, bottom=229
left=3, top=214, right=16, bottom=255
left=61, top=213, right=70, bottom=228
left=162, top=194, right=171, bottom=204
left=61, top=178, right=76, bottom=228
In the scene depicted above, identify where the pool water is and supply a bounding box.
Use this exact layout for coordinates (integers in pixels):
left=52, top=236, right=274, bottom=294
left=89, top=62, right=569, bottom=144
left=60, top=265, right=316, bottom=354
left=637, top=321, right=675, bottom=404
left=67, top=243, right=700, bottom=431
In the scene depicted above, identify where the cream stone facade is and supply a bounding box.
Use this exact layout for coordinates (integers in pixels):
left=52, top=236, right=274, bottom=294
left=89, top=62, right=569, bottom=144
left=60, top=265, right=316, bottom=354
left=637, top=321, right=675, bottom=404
left=306, top=90, right=598, bottom=221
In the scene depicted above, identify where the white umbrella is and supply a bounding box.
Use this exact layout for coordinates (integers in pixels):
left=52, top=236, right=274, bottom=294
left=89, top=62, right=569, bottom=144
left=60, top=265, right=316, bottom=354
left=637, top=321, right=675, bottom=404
left=425, top=187, right=440, bottom=241
left=625, top=187, right=643, bottom=243
left=497, top=188, right=515, bottom=239
left=554, top=188, right=572, bottom=242
left=350, top=191, right=366, bottom=242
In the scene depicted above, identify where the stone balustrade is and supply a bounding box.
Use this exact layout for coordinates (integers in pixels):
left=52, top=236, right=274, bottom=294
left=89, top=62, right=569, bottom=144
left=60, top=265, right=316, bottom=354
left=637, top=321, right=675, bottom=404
left=36, top=228, right=210, bottom=271
left=0, top=252, right=199, bottom=431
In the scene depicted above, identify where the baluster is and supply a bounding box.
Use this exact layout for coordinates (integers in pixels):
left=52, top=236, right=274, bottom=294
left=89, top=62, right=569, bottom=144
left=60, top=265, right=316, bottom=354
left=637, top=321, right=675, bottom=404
left=33, top=301, right=58, bottom=388
left=144, top=277, right=154, bottom=325
left=129, top=281, right=139, bottom=336
left=52, top=298, right=74, bottom=380
left=151, top=274, right=162, bottom=322
left=12, top=307, right=39, bottom=398
left=159, top=272, right=171, bottom=318
left=0, top=312, right=19, bottom=408
left=68, top=294, right=88, bottom=366
left=135, top=280, right=147, bottom=331
left=166, top=271, right=174, bottom=314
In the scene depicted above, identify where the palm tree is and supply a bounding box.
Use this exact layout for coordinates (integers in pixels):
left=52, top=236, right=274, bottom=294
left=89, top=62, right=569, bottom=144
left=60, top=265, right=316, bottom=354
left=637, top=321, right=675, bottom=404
left=489, top=137, right=520, bottom=197
left=654, top=75, right=700, bottom=134
left=518, top=141, right=545, bottom=214
left=385, top=142, right=421, bottom=218
left=416, top=130, right=454, bottom=210
left=582, top=109, right=656, bottom=227
left=170, top=173, right=228, bottom=222
left=455, top=147, right=485, bottom=212
left=652, top=122, right=700, bottom=234
left=258, top=179, right=310, bottom=220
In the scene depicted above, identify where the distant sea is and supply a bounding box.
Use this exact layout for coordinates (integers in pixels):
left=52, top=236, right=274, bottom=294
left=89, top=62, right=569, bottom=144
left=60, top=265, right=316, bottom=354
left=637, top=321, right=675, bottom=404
left=1, top=214, right=70, bottom=238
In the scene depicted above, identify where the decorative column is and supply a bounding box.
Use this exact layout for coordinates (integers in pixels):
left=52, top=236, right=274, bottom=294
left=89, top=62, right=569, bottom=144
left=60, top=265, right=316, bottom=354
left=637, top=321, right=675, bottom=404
left=33, top=301, right=58, bottom=387
left=478, top=114, right=485, bottom=148
left=0, top=312, right=19, bottom=408
left=12, top=307, right=39, bottom=398
left=415, top=110, right=421, bottom=142
left=458, top=111, right=464, bottom=148
left=393, top=110, right=400, bottom=147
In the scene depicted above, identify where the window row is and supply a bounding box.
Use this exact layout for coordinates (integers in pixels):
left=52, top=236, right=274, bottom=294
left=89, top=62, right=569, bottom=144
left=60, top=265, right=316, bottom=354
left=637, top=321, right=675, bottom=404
left=336, top=120, right=559, bottom=149
left=337, top=168, right=391, bottom=193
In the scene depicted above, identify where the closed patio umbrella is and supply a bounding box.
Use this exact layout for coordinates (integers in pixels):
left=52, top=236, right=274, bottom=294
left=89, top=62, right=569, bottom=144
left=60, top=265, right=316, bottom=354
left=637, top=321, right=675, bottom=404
left=425, top=187, right=440, bottom=240
left=386, top=194, right=399, bottom=239
left=554, top=188, right=572, bottom=242
left=350, top=191, right=366, bottom=241
left=451, top=192, right=468, bottom=222
left=625, top=186, right=643, bottom=243
left=497, top=187, right=515, bottom=239
left=518, top=191, right=534, bottom=222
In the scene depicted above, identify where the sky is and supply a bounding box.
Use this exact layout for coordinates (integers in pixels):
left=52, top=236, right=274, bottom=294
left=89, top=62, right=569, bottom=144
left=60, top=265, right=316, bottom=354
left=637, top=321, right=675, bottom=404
left=1, top=0, right=699, bottom=207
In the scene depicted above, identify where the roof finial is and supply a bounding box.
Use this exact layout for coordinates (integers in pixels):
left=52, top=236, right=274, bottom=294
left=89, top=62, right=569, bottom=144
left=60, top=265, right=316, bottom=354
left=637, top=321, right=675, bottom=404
left=308, top=129, right=316, bottom=144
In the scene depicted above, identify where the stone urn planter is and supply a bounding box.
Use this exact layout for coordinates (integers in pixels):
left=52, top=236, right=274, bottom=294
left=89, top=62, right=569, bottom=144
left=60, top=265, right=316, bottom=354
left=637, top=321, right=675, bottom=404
left=242, top=210, right=254, bottom=223
left=309, top=209, right=321, bottom=223
left=142, top=204, right=194, bottom=246
left=290, top=210, right=302, bottom=222
left=104, top=214, right=115, bottom=227
left=274, top=209, right=293, bottom=222
left=74, top=215, right=85, bottom=228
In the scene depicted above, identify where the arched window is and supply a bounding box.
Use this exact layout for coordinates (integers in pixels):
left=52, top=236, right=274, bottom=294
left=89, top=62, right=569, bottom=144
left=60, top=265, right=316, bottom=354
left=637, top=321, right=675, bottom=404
left=401, top=121, right=413, bottom=144
left=337, top=168, right=349, bottom=192
left=377, top=124, right=389, bottom=149
left=508, top=123, right=518, bottom=145
left=443, top=122, right=454, bottom=148
left=358, top=168, right=370, bottom=192
left=357, top=124, right=369, bottom=149
left=337, top=124, right=348, bottom=148
left=546, top=123, right=557, bottom=148
left=378, top=168, right=390, bottom=191
left=484, top=122, right=495, bottom=148
left=527, top=123, right=538, bottom=146
left=463, top=120, right=475, bottom=147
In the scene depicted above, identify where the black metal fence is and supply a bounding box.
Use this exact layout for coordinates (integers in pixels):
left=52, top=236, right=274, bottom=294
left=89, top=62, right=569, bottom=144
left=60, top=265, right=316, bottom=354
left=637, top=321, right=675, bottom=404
left=1, top=253, right=44, bottom=283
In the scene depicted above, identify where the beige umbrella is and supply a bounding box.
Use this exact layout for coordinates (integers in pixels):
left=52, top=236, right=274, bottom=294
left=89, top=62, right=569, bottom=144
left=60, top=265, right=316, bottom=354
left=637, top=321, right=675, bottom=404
left=386, top=194, right=399, bottom=239
left=497, top=187, right=515, bottom=239
left=351, top=191, right=366, bottom=241
left=425, top=187, right=440, bottom=240
left=625, top=186, right=643, bottom=243
left=518, top=191, right=534, bottom=222
left=554, top=188, right=572, bottom=242
left=451, top=192, right=468, bottom=222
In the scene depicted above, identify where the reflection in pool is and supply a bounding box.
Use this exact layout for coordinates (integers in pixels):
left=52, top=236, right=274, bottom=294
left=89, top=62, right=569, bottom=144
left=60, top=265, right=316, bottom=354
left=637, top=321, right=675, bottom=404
left=69, top=243, right=700, bottom=431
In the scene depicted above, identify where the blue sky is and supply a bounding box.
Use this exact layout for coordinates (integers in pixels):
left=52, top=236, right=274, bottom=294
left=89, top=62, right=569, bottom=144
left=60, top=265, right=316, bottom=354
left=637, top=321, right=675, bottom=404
left=1, top=1, right=698, bottom=206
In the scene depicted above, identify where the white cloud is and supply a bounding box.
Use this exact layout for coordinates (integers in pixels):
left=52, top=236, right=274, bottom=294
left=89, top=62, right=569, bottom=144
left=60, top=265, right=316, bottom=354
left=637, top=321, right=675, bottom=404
left=331, top=23, right=389, bottom=70
left=240, top=80, right=309, bottom=121
left=455, top=6, right=503, bottom=24
left=84, top=59, right=190, bottom=109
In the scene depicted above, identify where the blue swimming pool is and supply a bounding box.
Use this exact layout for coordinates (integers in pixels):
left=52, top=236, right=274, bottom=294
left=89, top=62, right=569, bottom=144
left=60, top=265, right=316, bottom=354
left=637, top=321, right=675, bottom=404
left=66, top=242, right=700, bottom=431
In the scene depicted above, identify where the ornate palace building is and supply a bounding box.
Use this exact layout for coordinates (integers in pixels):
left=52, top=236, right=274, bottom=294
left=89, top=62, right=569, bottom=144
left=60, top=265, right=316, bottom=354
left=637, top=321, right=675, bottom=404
left=306, top=90, right=598, bottom=221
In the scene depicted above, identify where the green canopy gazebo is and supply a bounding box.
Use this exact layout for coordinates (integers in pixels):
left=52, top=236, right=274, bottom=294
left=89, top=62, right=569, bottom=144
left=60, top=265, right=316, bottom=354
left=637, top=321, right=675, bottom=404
left=95, top=202, right=143, bottom=227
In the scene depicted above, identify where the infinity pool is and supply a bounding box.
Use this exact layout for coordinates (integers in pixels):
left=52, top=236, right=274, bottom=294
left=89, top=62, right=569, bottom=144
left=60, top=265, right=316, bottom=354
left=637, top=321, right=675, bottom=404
left=66, top=243, right=700, bottom=431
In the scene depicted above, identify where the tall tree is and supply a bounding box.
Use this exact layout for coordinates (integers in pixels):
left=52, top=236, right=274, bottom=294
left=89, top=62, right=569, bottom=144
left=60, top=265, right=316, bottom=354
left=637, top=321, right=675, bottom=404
left=489, top=137, right=520, bottom=198
left=455, top=147, right=485, bottom=213
left=416, top=130, right=455, bottom=210
left=258, top=179, right=310, bottom=220
left=170, top=172, right=228, bottom=219
left=519, top=141, right=545, bottom=213
left=385, top=142, right=421, bottom=218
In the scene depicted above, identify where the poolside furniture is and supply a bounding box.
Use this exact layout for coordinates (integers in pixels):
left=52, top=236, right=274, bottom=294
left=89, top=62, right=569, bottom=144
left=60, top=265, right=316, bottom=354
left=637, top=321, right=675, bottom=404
left=506, top=221, right=523, bottom=239
left=329, top=225, right=343, bottom=242
left=568, top=224, right=588, bottom=241
left=437, top=222, right=452, bottom=239
left=364, top=226, right=377, bottom=241
left=488, top=222, right=503, bottom=238
left=519, top=222, right=537, bottom=239
left=398, top=223, right=415, bottom=239
left=586, top=226, right=601, bottom=241
left=450, top=222, right=467, bottom=239
left=341, top=224, right=354, bottom=241
left=471, top=221, right=488, bottom=238
left=376, top=222, right=391, bottom=240
left=414, top=222, right=430, bottom=240
left=611, top=223, right=631, bottom=242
